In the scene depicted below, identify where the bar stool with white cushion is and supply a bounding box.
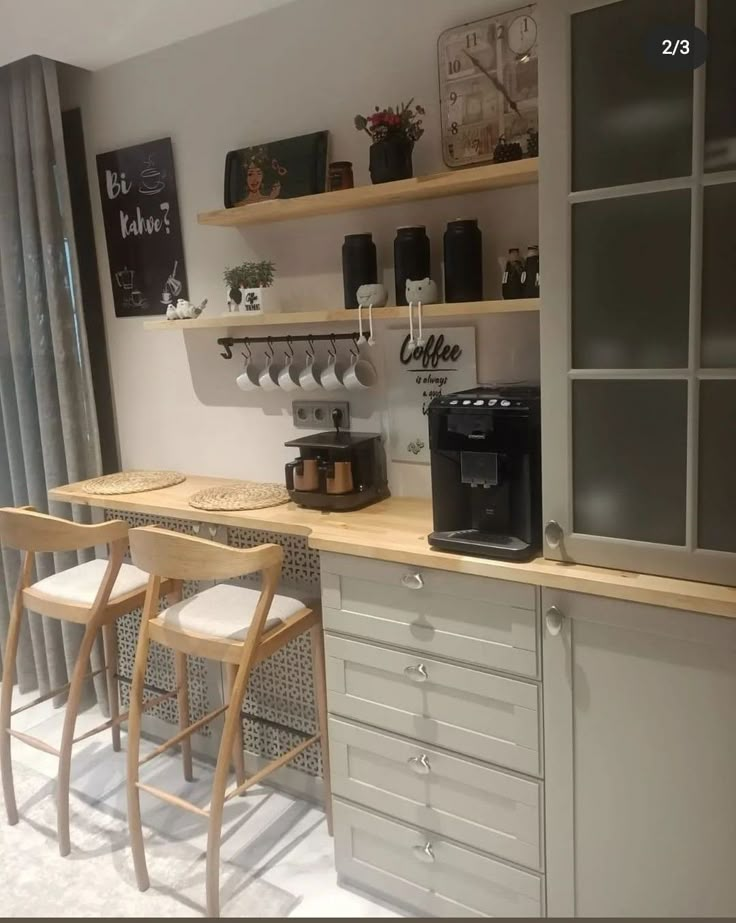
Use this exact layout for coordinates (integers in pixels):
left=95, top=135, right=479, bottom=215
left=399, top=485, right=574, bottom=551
left=0, top=507, right=175, bottom=856
left=126, top=525, right=332, bottom=919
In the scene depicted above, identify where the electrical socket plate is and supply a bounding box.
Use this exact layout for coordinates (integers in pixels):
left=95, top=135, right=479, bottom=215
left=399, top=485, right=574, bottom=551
left=292, top=400, right=350, bottom=430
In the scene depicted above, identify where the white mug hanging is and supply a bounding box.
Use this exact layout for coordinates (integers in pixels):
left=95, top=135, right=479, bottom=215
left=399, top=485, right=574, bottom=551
left=236, top=348, right=260, bottom=391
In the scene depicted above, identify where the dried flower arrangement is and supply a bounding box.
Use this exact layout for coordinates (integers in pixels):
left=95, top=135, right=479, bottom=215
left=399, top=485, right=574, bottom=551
left=354, top=99, right=426, bottom=145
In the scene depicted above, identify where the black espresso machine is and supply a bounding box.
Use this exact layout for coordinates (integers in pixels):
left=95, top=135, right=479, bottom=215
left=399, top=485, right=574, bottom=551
left=428, top=385, right=542, bottom=560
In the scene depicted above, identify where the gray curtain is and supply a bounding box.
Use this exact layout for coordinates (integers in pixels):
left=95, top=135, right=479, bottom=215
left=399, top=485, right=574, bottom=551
left=0, top=56, right=105, bottom=706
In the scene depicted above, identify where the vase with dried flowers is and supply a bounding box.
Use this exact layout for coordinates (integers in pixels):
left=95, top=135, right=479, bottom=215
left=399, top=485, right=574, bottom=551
left=354, top=99, right=425, bottom=184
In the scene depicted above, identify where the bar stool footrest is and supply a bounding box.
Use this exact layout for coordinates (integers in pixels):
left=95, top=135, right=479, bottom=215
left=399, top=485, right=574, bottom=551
left=6, top=727, right=60, bottom=757
left=136, top=781, right=209, bottom=818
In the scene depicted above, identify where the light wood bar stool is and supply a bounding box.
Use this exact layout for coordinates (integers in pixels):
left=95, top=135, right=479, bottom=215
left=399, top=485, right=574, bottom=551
left=126, top=525, right=332, bottom=919
left=0, top=507, right=175, bottom=856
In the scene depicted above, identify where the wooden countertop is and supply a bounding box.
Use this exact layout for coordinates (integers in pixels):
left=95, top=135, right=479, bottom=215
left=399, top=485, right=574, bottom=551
left=49, top=475, right=736, bottom=620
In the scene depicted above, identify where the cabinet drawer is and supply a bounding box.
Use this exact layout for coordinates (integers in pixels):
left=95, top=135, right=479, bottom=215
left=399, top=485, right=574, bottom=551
left=320, top=552, right=539, bottom=678
left=334, top=799, right=544, bottom=918
left=325, top=634, right=541, bottom=776
left=329, top=717, right=543, bottom=871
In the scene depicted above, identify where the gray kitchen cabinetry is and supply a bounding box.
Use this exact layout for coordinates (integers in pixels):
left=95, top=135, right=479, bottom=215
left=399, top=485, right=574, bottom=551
left=543, top=589, right=736, bottom=917
left=320, top=552, right=544, bottom=917
left=539, top=0, right=736, bottom=585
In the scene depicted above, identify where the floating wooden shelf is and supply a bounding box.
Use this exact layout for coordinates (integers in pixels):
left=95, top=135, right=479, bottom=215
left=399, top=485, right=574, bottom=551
left=197, top=158, right=538, bottom=228
left=143, top=299, right=539, bottom=331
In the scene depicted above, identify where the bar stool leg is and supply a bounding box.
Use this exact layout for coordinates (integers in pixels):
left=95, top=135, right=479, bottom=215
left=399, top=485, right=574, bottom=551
left=127, top=618, right=152, bottom=891
left=57, top=623, right=99, bottom=856
left=207, top=663, right=250, bottom=918
left=174, top=651, right=194, bottom=782
left=0, top=599, right=24, bottom=826
left=225, top=663, right=246, bottom=789
left=310, top=623, right=333, bottom=836
left=103, top=623, right=121, bottom=752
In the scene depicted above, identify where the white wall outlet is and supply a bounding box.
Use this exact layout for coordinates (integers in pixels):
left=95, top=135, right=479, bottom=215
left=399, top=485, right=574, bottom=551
left=292, top=400, right=350, bottom=430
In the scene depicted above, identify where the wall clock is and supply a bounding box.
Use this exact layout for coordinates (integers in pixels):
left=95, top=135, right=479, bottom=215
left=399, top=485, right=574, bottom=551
left=438, top=4, right=538, bottom=168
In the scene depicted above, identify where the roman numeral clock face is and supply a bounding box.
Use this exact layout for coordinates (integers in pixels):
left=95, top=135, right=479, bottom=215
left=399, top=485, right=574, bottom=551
left=438, top=5, right=538, bottom=167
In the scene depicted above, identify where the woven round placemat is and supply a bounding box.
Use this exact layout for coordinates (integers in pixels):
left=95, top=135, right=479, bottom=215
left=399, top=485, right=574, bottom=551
left=82, top=470, right=186, bottom=495
left=188, top=481, right=290, bottom=511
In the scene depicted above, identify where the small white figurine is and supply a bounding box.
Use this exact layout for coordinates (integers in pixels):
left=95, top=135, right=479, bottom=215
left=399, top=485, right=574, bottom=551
left=405, top=277, right=438, bottom=304
left=170, top=298, right=208, bottom=320
left=356, top=282, right=388, bottom=307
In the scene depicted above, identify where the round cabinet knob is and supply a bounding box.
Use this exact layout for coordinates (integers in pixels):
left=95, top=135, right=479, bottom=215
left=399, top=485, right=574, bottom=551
left=401, top=572, right=424, bottom=590
left=545, top=605, right=565, bottom=636
left=544, top=519, right=563, bottom=549
left=412, top=842, right=435, bottom=863
left=404, top=662, right=429, bottom=682
left=408, top=753, right=431, bottom=775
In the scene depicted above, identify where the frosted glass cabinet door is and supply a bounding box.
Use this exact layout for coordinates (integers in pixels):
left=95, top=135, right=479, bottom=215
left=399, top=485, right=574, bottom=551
left=705, top=0, right=736, bottom=171
left=698, top=381, right=736, bottom=553
left=571, top=0, right=694, bottom=191
left=572, top=191, right=691, bottom=369
left=572, top=380, right=688, bottom=544
left=701, top=184, right=736, bottom=368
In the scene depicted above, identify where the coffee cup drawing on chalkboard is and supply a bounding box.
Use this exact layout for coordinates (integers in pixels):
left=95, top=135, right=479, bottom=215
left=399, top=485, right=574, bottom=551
left=139, top=154, right=165, bottom=195
left=114, top=265, right=148, bottom=310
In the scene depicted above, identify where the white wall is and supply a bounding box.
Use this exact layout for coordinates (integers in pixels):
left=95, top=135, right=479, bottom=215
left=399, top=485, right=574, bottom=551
left=62, top=0, right=539, bottom=497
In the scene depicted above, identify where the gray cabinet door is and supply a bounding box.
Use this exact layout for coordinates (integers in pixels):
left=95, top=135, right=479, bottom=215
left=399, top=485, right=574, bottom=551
left=539, top=0, right=736, bottom=585
left=325, top=634, right=541, bottom=776
left=333, top=799, right=544, bottom=918
left=542, top=588, right=736, bottom=916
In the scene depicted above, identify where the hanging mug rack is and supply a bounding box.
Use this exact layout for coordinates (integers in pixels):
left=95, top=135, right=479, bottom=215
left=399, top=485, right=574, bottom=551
left=217, top=332, right=362, bottom=361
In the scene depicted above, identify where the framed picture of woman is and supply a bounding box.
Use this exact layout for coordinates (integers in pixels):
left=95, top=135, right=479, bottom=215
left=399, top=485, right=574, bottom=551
left=223, top=131, right=328, bottom=208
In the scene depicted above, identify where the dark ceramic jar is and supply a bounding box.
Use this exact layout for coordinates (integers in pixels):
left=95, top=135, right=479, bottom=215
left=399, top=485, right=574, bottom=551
left=443, top=218, right=483, bottom=302
left=393, top=226, right=430, bottom=306
left=342, top=233, right=377, bottom=309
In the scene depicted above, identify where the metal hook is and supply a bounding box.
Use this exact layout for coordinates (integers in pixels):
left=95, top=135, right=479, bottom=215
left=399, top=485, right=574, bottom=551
left=328, top=334, right=337, bottom=358
left=306, top=335, right=316, bottom=358
left=284, top=336, right=295, bottom=359
left=349, top=334, right=360, bottom=358
left=219, top=340, right=233, bottom=360
left=265, top=337, right=275, bottom=359
left=241, top=342, right=252, bottom=361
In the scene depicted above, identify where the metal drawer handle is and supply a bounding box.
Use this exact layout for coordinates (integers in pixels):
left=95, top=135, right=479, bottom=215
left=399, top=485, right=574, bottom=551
left=408, top=753, right=431, bottom=775
left=401, top=571, right=424, bottom=590
left=404, top=662, right=428, bottom=682
left=545, top=605, right=565, bottom=637
left=413, top=842, right=435, bottom=863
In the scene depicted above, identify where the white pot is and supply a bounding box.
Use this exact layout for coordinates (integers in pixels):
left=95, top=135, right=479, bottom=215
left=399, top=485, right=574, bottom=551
left=225, top=285, right=279, bottom=314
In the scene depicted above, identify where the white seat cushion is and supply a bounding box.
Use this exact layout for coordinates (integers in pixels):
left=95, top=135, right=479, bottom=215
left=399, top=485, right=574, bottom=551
left=158, top=583, right=304, bottom=641
left=29, top=559, right=150, bottom=606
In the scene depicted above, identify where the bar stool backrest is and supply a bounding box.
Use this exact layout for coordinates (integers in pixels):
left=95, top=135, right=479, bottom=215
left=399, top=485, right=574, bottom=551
left=128, top=526, right=283, bottom=582
left=0, top=507, right=129, bottom=553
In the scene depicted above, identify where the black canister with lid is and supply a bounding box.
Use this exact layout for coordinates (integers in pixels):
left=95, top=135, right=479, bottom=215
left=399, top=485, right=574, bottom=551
left=394, top=226, right=430, bottom=306
left=342, top=233, right=377, bottom=309
left=443, top=218, right=483, bottom=302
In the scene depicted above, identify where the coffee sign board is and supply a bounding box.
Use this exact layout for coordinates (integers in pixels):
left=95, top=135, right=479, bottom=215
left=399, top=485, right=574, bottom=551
left=96, top=137, right=188, bottom=317
left=385, top=326, right=477, bottom=464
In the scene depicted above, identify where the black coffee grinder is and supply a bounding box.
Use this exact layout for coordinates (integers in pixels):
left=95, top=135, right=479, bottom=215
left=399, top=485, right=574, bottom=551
left=427, top=385, right=542, bottom=560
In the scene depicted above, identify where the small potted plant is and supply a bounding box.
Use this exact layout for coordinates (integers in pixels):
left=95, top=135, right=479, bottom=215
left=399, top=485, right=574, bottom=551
left=223, top=260, right=278, bottom=314
left=354, top=99, right=425, bottom=184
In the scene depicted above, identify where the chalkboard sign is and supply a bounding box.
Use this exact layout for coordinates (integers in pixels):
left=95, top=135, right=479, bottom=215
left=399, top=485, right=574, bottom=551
left=96, top=137, right=187, bottom=317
